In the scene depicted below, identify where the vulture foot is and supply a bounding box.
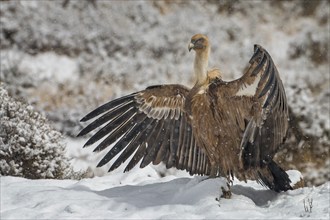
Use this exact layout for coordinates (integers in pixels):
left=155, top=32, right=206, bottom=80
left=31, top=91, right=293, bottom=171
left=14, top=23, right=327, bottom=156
left=221, top=183, right=232, bottom=199
left=216, top=183, right=232, bottom=201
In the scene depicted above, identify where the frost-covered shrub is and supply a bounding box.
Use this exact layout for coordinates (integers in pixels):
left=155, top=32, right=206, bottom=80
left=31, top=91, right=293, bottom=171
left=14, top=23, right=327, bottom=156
left=275, top=83, right=330, bottom=186
left=289, top=86, right=329, bottom=146
left=0, top=85, right=71, bottom=179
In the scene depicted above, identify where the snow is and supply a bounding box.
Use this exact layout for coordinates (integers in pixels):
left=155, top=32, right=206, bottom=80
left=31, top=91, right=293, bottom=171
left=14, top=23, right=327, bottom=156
left=3, top=137, right=327, bottom=219
left=1, top=173, right=329, bottom=219
left=17, top=52, right=79, bottom=83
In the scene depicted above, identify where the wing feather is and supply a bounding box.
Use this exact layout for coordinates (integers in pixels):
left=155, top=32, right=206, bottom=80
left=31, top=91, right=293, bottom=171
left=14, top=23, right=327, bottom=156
left=98, top=115, right=152, bottom=168
left=165, top=118, right=180, bottom=168
left=177, top=115, right=188, bottom=169
left=92, top=111, right=141, bottom=152
left=77, top=100, right=135, bottom=137
left=234, top=45, right=289, bottom=169
left=78, top=84, right=210, bottom=175
left=153, top=119, right=172, bottom=165
left=80, top=93, right=137, bottom=122
left=140, top=119, right=165, bottom=168
left=212, top=45, right=288, bottom=171
left=85, top=107, right=136, bottom=148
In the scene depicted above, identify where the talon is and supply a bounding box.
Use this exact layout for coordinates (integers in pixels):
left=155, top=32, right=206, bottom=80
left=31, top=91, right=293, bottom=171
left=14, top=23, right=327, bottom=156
left=221, top=186, right=232, bottom=199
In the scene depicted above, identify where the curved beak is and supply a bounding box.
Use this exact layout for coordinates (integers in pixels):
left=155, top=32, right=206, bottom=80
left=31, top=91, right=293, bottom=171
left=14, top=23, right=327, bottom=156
left=188, top=42, right=195, bottom=52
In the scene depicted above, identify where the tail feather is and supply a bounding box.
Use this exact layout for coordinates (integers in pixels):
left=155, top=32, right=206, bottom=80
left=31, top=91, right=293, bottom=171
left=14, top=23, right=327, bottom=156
left=258, top=160, right=292, bottom=192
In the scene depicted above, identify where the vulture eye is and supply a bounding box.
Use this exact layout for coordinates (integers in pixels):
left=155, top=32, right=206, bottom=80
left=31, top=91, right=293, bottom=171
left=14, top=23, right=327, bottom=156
left=196, top=38, right=205, bottom=44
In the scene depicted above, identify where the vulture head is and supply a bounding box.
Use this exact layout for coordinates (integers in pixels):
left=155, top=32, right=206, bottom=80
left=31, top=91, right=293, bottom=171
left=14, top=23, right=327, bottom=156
left=188, top=34, right=210, bottom=52
left=188, top=34, right=211, bottom=85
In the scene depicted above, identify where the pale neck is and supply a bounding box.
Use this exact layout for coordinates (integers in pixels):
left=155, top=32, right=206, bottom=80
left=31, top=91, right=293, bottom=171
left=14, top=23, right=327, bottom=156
left=194, top=47, right=210, bottom=85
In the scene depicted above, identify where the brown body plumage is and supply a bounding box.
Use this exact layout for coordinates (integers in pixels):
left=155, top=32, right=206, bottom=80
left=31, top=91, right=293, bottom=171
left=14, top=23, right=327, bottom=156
left=78, top=34, right=292, bottom=192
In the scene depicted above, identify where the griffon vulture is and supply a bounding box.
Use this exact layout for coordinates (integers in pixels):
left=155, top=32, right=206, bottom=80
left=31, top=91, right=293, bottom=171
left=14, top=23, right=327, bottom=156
left=78, top=34, right=292, bottom=193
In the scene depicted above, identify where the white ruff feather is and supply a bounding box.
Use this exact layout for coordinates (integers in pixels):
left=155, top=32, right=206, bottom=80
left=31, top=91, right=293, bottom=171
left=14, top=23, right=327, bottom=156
left=236, top=74, right=261, bottom=97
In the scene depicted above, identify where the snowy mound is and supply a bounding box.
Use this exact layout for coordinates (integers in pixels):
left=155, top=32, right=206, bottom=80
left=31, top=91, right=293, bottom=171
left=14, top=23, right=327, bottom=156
left=1, top=170, right=329, bottom=219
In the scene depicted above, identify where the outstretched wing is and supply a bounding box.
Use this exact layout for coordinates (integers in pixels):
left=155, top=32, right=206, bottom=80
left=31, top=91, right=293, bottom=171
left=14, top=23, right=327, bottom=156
left=219, top=44, right=289, bottom=170
left=78, top=84, right=211, bottom=175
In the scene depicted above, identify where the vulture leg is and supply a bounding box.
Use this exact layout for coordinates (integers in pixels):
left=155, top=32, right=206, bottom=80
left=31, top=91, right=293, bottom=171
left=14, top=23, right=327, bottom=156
left=208, top=160, right=219, bottom=178
left=209, top=166, right=217, bottom=178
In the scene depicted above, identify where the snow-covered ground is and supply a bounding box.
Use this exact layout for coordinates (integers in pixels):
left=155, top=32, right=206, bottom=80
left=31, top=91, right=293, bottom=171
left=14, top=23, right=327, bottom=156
left=2, top=138, right=329, bottom=219
left=1, top=171, right=329, bottom=219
